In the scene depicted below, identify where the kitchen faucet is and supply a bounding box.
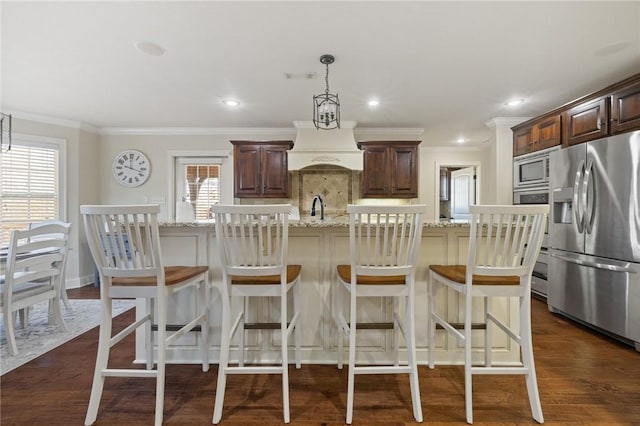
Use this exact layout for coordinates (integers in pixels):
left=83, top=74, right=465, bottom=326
left=311, top=195, right=324, bottom=220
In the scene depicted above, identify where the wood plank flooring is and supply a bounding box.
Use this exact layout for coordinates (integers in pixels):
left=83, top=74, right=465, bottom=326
left=1, top=288, right=639, bottom=425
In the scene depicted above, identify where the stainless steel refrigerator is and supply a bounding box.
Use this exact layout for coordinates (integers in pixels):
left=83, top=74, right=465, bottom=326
left=548, top=131, right=640, bottom=350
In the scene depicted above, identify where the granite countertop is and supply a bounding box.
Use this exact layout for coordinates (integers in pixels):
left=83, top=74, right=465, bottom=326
left=160, top=217, right=470, bottom=229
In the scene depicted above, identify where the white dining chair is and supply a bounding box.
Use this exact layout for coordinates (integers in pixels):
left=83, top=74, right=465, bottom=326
left=0, top=222, right=71, bottom=356
left=28, top=220, right=73, bottom=310
left=82, top=204, right=210, bottom=426
left=427, top=204, right=548, bottom=424
left=335, top=204, right=426, bottom=424
left=211, top=204, right=302, bottom=424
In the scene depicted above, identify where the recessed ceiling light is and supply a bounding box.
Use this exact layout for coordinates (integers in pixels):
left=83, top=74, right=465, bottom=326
left=368, top=99, right=380, bottom=107
left=134, top=41, right=166, bottom=57
left=505, top=98, right=525, bottom=107
left=222, top=99, right=240, bottom=107
left=457, top=138, right=466, bottom=144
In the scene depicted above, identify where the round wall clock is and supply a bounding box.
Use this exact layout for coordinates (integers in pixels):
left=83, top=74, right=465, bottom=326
left=112, top=149, right=151, bottom=187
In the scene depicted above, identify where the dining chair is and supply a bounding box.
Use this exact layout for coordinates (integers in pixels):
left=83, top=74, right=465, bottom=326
left=28, top=220, right=73, bottom=310
left=211, top=204, right=302, bottom=424
left=427, top=204, right=548, bottom=424
left=335, top=204, right=426, bottom=424
left=0, top=221, right=71, bottom=356
left=81, top=204, right=210, bottom=426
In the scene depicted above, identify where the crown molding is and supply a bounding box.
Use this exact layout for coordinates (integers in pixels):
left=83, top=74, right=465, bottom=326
left=7, top=110, right=98, bottom=134
left=98, top=127, right=297, bottom=136
left=485, top=117, right=531, bottom=129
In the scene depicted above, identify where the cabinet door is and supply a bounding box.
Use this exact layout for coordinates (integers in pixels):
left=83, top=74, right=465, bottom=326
left=513, top=126, right=534, bottom=156
left=563, top=97, right=609, bottom=146
left=361, top=145, right=389, bottom=197
left=234, top=144, right=262, bottom=197
left=262, top=145, right=289, bottom=197
left=389, top=145, right=418, bottom=197
left=534, top=114, right=561, bottom=150
left=611, top=80, right=640, bottom=134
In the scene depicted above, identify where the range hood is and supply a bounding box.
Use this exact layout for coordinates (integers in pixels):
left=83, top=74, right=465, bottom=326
left=289, top=121, right=363, bottom=170
left=288, top=121, right=425, bottom=170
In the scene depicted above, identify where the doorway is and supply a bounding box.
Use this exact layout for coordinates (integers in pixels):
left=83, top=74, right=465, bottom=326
left=437, top=164, right=479, bottom=221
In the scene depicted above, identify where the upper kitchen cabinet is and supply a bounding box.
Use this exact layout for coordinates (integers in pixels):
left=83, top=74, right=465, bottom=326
left=562, top=97, right=609, bottom=147
left=231, top=140, right=293, bottom=198
left=610, top=78, right=640, bottom=135
left=357, top=141, right=420, bottom=198
left=512, top=114, right=561, bottom=156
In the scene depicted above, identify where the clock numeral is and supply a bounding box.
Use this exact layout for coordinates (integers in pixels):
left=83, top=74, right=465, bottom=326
left=140, top=167, right=147, bottom=171
left=129, top=153, right=134, bottom=159
left=121, top=175, right=127, bottom=181
left=135, top=177, right=140, bottom=182
left=138, top=172, right=144, bottom=177
left=128, top=177, right=133, bottom=184
left=115, top=165, right=122, bottom=170
left=117, top=171, right=123, bottom=176
left=118, top=159, right=125, bottom=165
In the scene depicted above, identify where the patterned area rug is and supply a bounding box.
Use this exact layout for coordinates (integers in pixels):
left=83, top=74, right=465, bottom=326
left=0, top=299, right=134, bottom=375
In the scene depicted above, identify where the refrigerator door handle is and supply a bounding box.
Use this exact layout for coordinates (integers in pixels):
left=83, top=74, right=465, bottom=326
left=550, top=252, right=635, bottom=273
left=582, top=158, right=595, bottom=234
left=573, top=159, right=585, bottom=233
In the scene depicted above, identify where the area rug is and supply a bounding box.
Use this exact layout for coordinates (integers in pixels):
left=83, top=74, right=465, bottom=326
left=0, top=299, right=135, bottom=375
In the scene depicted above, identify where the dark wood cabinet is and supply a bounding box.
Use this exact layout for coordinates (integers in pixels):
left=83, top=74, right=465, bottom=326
left=513, top=73, right=640, bottom=152
left=231, top=140, right=293, bottom=198
left=611, top=79, right=640, bottom=134
left=357, top=141, right=420, bottom=198
left=512, top=114, right=561, bottom=156
left=563, top=97, right=609, bottom=147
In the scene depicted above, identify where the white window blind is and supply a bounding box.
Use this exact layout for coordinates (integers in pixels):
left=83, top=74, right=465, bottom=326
left=175, top=157, right=222, bottom=222
left=0, top=142, right=60, bottom=245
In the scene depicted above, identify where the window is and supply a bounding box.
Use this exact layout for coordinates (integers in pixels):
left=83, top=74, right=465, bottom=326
left=175, top=157, right=223, bottom=222
left=0, top=136, right=66, bottom=246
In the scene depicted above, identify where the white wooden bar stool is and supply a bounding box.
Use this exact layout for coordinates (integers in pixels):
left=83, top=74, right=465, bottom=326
left=82, top=204, right=210, bottom=426
left=335, top=204, right=426, bottom=424
left=211, top=204, right=302, bottom=424
left=427, top=204, right=548, bottom=424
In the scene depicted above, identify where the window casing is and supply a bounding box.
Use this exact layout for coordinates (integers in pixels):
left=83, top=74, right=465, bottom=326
left=175, top=157, right=223, bottom=222
left=0, top=135, right=66, bottom=246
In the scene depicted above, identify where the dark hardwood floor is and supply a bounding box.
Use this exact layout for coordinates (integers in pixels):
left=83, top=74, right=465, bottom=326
left=1, top=288, right=639, bottom=425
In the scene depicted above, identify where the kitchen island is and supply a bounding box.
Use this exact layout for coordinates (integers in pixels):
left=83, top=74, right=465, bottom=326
left=135, top=218, right=522, bottom=366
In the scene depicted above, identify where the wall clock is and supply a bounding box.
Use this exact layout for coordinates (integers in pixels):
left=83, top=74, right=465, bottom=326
left=112, top=149, right=151, bottom=187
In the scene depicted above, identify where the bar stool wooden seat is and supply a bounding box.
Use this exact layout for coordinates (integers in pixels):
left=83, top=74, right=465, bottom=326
left=335, top=204, right=426, bottom=424
left=428, top=204, right=548, bottom=424
left=211, top=204, right=302, bottom=424
left=81, top=204, right=210, bottom=426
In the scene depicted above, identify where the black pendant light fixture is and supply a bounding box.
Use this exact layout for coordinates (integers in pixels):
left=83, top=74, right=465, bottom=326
left=313, top=54, right=340, bottom=130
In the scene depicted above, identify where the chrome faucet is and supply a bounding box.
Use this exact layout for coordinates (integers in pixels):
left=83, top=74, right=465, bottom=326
left=311, top=195, right=325, bottom=220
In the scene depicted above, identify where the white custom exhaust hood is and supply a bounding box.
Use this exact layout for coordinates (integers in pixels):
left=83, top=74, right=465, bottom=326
left=289, top=121, right=363, bottom=170
left=288, top=121, right=425, bottom=170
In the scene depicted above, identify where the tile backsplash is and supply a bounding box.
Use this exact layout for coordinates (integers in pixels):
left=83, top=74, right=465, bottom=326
left=292, top=165, right=360, bottom=215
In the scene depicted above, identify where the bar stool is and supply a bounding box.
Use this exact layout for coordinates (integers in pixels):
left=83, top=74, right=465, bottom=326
left=82, top=204, right=210, bottom=426
left=335, top=204, right=426, bottom=424
left=211, top=204, right=302, bottom=424
left=428, top=204, right=548, bottom=424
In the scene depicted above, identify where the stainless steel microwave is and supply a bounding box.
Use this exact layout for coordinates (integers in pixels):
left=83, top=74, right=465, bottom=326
left=513, top=146, right=559, bottom=190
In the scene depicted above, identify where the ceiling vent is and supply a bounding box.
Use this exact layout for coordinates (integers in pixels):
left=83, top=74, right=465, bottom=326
left=284, top=72, right=316, bottom=80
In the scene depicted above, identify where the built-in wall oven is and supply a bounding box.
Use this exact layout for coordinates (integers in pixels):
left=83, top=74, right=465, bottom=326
left=513, top=147, right=557, bottom=298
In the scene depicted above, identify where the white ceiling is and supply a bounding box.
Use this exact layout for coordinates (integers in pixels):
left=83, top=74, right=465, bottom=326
left=2, top=1, right=640, bottom=147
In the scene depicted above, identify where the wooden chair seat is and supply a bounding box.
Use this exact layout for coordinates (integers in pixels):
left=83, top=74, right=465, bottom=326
left=231, top=264, right=302, bottom=285
left=112, top=266, right=209, bottom=286
left=428, top=265, right=519, bottom=286
left=336, top=265, right=406, bottom=285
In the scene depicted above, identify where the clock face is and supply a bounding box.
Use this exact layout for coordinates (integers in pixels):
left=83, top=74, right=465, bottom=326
left=112, top=149, right=151, bottom=187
